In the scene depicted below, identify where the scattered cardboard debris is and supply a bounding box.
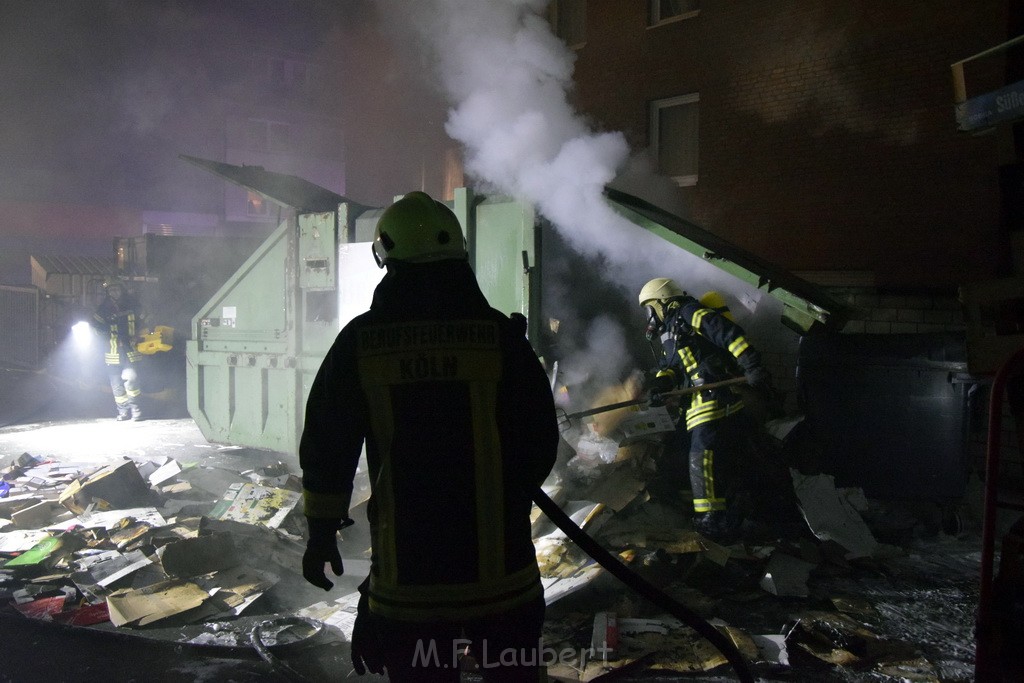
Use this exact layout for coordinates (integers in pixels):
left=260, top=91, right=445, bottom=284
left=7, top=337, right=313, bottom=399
left=0, top=431, right=968, bottom=682
left=759, top=552, right=817, bottom=597
left=59, top=459, right=154, bottom=513
left=49, top=507, right=168, bottom=533
left=159, top=481, right=192, bottom=495
left=0, top=528, right=50, bottom=553
left=785, top=610, right=880, bottom=666
left=577, top=463, right=649, bottom=513
left=106, top=578, right=212, bottom=627
left=296, top=589, right=362, bottom=640
left=160, top=532, right=239, bottom=577
left=12, top=500, right=64, bottom=529
left=0, top=493, right=43, bottom=519
left=13, top=593, right=67, bottom=619
left=617, top=405, right=676, bottom=443
left=208, top=482, right=301, bottom=529
left=2, top=532, right=84, bottom=572
left=147, top=458, right=183, bottom=488
left=73, top=549, right=154, bottom=594
left=751, top=634, right=789, bottom=665
left=791, top=470, right=879, bottom=559
left=51, top=601, right=111, bottom=626
left=197, top=564, right=278, bottom=618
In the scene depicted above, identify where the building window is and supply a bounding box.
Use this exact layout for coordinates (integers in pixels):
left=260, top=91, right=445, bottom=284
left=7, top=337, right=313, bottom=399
left=245, top=119, right=291, bottom=153
left=649, top=0, right=699, bottom=26
left=548, top=0, right=586, bottom=49
left=268, top=55, right=315, bottom=92
left=650, top=93, right=699, bottom=186
left=246, top=191, right=270, bottom=217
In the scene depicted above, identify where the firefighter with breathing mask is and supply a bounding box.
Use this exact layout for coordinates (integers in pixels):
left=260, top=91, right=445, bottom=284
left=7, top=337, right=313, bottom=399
left=639, top=277, right=774, bottom=544
left=300, top=191, right=558, bottom=681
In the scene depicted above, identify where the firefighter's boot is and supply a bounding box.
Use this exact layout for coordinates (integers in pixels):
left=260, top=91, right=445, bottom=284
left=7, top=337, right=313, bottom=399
left=693, top=511, right=739, bottom=545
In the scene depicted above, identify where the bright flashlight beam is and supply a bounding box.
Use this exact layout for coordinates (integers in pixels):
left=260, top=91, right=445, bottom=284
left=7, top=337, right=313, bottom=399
left=72, top=321, right=93, bottom=347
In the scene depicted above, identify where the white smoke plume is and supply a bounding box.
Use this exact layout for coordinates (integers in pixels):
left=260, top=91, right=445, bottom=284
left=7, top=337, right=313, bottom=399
left=374, top=0, right=795, bottom=397
left=376, top=1, right=641, bottom=268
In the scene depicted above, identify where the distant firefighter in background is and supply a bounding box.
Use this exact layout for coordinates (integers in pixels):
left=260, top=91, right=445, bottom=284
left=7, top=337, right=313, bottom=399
left=92, top=277, right=147, bottom=421
left=638, top=277, right=776, bottom=544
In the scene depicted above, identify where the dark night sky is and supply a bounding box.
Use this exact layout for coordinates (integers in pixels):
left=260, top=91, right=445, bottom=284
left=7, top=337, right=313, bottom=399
left=0, top=1, right=369, bottom=208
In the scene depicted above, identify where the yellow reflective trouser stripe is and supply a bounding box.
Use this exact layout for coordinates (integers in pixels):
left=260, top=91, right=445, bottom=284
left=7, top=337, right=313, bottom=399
left=303, top=489, right=352, bottom=519
left=472, top=381, right=505, bottom=581
left=105, top=334, right=119, bottom=364
left=114, top=395, right=130, bottom=405
left=694, top=449, right=726, bottom=513
left=728, top=336, right=749, bottom=357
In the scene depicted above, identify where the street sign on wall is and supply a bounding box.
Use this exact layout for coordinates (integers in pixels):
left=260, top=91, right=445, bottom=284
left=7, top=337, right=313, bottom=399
left=955, top=78, right=1024, bottom=132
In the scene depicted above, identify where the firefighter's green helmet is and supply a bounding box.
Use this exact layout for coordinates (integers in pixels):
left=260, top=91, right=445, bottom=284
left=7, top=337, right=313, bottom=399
left=638, top=277, right=686, bottom=308
left=372, top=191, right=468, bottom=268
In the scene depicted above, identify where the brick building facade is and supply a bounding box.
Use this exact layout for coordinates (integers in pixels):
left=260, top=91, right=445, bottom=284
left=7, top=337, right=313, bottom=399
left=566, top=0, right=1012, bottom=293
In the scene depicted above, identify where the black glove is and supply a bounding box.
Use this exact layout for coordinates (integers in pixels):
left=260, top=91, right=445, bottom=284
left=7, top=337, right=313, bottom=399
left=644, top=373, right=675, bottom=407
left=743, top=367, right=784, bottom=418
left=302, top=516, right=345, bottom=591
left=645, top=373, right=675, bottom=394
left=744, top=366, right=772, bottom=390
left=351, top=580, right=386, bottom=675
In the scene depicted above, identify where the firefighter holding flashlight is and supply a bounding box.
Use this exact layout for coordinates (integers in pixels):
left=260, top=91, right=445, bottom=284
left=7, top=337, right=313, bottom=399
left=639, top=277, right=775, bottom=544
left=92, top=276, right=147, bottom=421
left=300, top=191, right=558, bottom=681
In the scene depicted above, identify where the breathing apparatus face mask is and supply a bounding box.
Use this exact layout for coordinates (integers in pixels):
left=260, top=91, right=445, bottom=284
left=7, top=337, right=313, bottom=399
left=644, top=303, right=663, bottom=341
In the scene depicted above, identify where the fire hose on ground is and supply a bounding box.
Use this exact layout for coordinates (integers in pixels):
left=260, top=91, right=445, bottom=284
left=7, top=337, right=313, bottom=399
left=246, top=484, right=756, bottom=683
left=541, top=374, right=757, bottom=681
left=531, top=486, right=755, bottom=683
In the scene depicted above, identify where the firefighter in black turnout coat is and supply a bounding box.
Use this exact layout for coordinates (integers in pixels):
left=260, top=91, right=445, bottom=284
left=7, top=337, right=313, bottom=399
left=639, top=277, right=774, bottom=544
left=92, top=277, right=147, bottom=421
left=300, top=191, right=558, bottom=681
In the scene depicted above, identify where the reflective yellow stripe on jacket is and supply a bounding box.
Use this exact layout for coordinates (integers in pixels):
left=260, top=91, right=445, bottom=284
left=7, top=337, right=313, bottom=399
left=355, top=319, right=540, bottom=621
